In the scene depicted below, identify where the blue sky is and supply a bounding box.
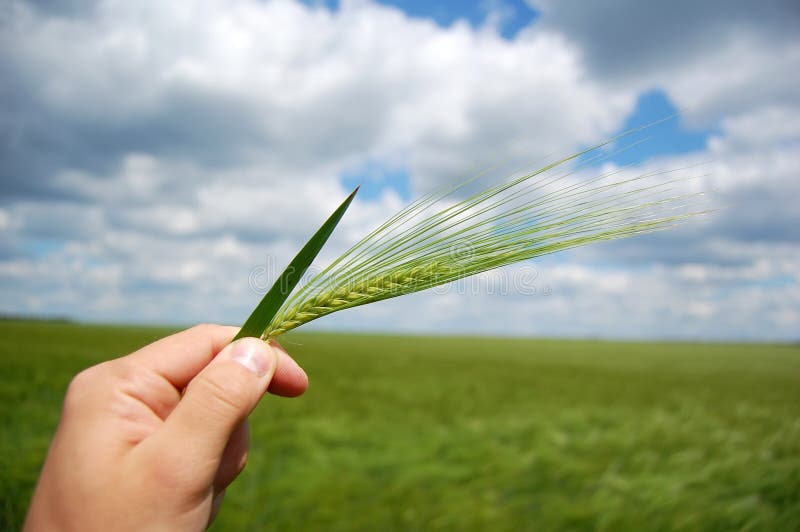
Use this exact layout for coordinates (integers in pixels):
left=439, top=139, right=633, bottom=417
left=1, top=0, right=798, bottom=340
left=606, top=90, right=717, bottom=166
left=304, top=0, right=539, bottom=39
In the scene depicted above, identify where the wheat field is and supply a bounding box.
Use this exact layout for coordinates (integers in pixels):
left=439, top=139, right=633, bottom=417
left=1, top=321, right=798, bottom=530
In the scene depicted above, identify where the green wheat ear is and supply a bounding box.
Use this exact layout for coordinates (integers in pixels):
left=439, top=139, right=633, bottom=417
left=237, top=142, right=708, bottom=341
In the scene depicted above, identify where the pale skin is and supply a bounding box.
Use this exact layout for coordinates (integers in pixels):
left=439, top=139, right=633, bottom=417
left=23, top=324, right=309, bottom=531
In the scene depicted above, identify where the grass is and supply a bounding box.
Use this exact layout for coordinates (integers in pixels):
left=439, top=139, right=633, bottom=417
left=1, top=320, right=798, bottom=530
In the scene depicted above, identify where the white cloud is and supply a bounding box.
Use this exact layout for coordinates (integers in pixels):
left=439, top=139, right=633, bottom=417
left=0, top=209, right=10, bottom=231
left=531, top=0, right=800, bottom=125
left=1, top=0, right=798, bottom=340
left=2, top=0, right=635, bottom=192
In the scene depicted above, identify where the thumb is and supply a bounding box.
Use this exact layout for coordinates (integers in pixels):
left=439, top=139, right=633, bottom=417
left=155, top=337, right=278, bottom=475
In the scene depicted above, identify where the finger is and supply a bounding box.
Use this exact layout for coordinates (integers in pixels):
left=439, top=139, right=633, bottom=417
left=267, top=341, right=309, bottom=397
left=128, top=325, right=309, bottom=397
left=151, top=337, right=278, bottom=482
left=214, top=421, right=250, bottom=492
left=128, top=324, right=238, bottom=388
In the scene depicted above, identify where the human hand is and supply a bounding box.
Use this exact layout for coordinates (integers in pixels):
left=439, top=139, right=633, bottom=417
left=24, top=324, right=308, bottom=531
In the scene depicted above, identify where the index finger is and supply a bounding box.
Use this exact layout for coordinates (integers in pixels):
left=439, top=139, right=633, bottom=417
left=128, top=324, right=239, bottom=388
left=128, top=324, right=309, bottom=397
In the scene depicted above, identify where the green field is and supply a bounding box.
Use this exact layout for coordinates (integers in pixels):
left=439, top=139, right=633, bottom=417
left=1, top=321, right=798, bottom=530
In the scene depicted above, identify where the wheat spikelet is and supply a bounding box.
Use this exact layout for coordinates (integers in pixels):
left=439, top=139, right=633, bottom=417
left=266, top=261, right=453, bottom=337
left=257, top=142, right=708, bottom=339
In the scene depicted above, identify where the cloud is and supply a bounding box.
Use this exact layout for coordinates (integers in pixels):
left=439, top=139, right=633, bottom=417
left=0, top=0, right=798, bottom=340
left=531, top=0, right=800, bottom=124
left=1, top=0, right=635, bottom=200
left=531, top=0, right=799, bottom=75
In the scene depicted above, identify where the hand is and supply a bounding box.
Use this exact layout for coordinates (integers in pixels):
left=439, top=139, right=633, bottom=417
left=24, top=324, right=308, bottom=531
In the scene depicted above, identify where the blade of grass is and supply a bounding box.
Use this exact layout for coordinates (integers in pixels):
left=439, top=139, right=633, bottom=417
left=233, top=186, right=359, bottom=340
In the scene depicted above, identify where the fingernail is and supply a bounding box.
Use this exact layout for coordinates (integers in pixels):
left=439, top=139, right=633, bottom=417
left=228, top=338, right=274, bottom=376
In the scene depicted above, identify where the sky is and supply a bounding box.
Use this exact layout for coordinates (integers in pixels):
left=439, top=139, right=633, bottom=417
left=1, top=0, right=799, bottom=340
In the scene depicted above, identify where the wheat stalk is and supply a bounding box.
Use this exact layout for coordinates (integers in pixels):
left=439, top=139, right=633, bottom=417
left=248, top=143, right=707, bottom=340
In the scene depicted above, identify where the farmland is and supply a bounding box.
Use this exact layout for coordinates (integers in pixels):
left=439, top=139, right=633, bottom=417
left=1, top=320, right=798, bottom=530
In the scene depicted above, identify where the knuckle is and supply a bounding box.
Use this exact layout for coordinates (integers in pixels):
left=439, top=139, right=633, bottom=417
left=64, top=360, right=134, bottom=414
left=64, top=364, right=105, bottom=411
left=190, top=323, right=218, bottom=336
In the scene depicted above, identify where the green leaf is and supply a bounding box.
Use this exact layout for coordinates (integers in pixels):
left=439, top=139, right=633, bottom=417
left=233, top=186, right=359, bottom=340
